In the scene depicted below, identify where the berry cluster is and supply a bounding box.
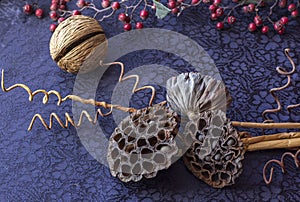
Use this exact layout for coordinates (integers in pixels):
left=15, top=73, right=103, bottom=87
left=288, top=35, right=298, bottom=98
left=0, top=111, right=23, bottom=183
left=22, top=0, right=300, bottom=34
left=48, top=0, right=156, bottom=32
left=166, top=0, right=201, bottom=15
left=23, top=2, right=44, bottom=19
left=206, top=0, right=300, bottom=34
left=48, top=0, right=82, bottom=32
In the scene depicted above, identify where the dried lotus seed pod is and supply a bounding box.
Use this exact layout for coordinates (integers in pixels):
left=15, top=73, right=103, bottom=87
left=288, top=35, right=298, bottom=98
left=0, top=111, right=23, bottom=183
left=50, top=15, right=107, bottom=74
left=183, top=110, right=245, bottom=188
left=166, top=72, right=232, bottom=119
left=181, top=110, right=226, bottom=151
left=107, top=104, right=179, bottom=182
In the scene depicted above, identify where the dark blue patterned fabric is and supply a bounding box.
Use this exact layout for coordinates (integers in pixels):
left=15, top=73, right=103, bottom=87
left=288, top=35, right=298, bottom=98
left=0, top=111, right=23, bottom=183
left=1, top=0, right=300, bottom=201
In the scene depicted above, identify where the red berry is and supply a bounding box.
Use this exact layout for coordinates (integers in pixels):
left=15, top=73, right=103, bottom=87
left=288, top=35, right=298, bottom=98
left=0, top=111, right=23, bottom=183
left=274, top=21, right=283, bottom=31
left=172, top=7, right=179, bottom=14
left=58, top=17, right=65, bottom=23
left=50, top=3, right=58, bottom=11
left=227, top=16, right=236, bottom=24
left=280, top=16, right=288, bottom=25
left=72, top=10, right=81, bottom=15
left=215, top=7, right=224, bottom=17
left=112, top=2, right=120, bottom=10
left=168, top=1, right=176, bottom=9
left=49, top=11, right=58, bottom=21
left=52, top=0, right=58, bottom=4
left=124, top=16, right=131, bottom=23
left=288, top=3, right=296, bottom=12
left=278, top=0, right=287, bottom=8
left=76, top=0, right=86, bottom=8
left=124, top=23, right=132, bottom=31
left=216, top=22, right=224, bottom=30
left=59, top=4, right=66, bottom=10
left=50, top=24, right=57, bottom=32
left=291, top=10, right=299, bottom=18
left=248, top=4, right=255, bottom=12
left=140, top=10, right=149, bottom=19
left=23, top=4, right=33, bottom=15
left=118, top=13, right=127, bottom=22
left=101, top=0, right=110, bottom=8
left=209, top=4, right=217, bottom=13
left=254, top=15, right=263, bottom=26
left=35, top=8, right=44, bottom=18
left=248, top=22, right=257, bottom=32
left=261, top=26, right=269, bottom=34
left=242, top=6, right=248, bottom=13
left=213, top=0, right=222, bottom=6
left=203, top=0, right=210, bottom=3
left=278, top=28, right=285, bottom=35
left=136, top=22, right=144, bottom=29
left=211, top=13, right=218, bottom=20
left=192, top=0, right=200, bottom=4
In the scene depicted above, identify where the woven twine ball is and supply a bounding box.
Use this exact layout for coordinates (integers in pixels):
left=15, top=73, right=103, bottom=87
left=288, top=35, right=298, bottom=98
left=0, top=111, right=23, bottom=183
left=49, top=15, right=107, bottom=74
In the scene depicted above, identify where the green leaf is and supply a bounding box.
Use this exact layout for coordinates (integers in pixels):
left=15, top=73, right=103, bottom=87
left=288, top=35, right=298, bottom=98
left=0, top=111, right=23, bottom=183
left=153, top=0, right=171, bottom=19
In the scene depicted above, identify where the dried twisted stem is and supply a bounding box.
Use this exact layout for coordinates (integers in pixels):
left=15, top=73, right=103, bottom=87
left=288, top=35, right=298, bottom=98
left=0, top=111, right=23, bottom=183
left=262, top=48, right=296, bottom=121
left=27, top=108, right=112, bottom=131
left=2, top=59, right=155, bottom=108
left=2, top=59, right=157, bottom=130
left=100, top=61, right=156, bottom=106
left=287, top=103, right=300, bottom=111
left=1, top=69, right=136, bottom=112
left=263, top=150, right=300, bottom=185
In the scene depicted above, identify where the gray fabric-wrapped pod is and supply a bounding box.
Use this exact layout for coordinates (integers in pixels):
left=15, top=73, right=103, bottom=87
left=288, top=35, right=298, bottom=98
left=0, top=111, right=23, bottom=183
left=166, top=72, right=232, bottom=120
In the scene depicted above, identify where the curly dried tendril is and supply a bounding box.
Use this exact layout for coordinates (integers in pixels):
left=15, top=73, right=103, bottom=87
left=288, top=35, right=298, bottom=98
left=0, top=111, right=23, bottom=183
left=99, top=61, right=156, bottom=106
left=27, top=108, right=113, bottom=131
left=262, top=48, right=296, bottom=121
left=1, top=69, right=136, bottom=113
left=1, top=60, right=157, bottom=130
left=263, top=150, right=300, bottom=185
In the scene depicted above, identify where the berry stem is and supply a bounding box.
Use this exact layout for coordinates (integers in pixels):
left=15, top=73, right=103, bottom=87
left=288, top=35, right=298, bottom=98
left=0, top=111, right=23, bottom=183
left=267, top=0, right=279, bottom=23
left=226, top=0, right=247, bottom=17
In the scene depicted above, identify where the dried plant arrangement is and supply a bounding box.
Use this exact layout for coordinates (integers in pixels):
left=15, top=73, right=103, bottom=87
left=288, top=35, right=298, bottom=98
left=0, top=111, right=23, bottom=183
left=1, top=47, right=300, bottom=188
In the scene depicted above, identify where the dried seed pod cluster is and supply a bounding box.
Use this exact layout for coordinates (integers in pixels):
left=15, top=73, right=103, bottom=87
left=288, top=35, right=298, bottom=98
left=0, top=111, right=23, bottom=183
left=183, top=110, right=245, bottom=188
left=166, top=72, right=232, bottom=119
left=49, top=15, right=107, bottom=74
left=166, top=73, right=244, bottom=188
left=107, top=104, right=179, bottom=182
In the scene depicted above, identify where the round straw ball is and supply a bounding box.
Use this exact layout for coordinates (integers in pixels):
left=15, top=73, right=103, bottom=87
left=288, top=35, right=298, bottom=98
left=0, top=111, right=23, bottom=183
left=49, top=15, right=107, bottom=74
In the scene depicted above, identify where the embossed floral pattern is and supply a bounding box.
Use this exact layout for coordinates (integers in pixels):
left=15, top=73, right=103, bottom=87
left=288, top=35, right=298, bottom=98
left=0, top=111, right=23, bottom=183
left=1, top=0, right=300, bottom=201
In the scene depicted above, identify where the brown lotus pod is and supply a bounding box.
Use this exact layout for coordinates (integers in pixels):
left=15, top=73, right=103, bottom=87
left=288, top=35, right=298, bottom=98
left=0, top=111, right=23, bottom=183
left=107, top=104, right=179, bottom=182
left=183, top=110, right=245, bottom=188
left=166, top=72, right=232, bottom=119
left=49, top=15, right=107, bottom=74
